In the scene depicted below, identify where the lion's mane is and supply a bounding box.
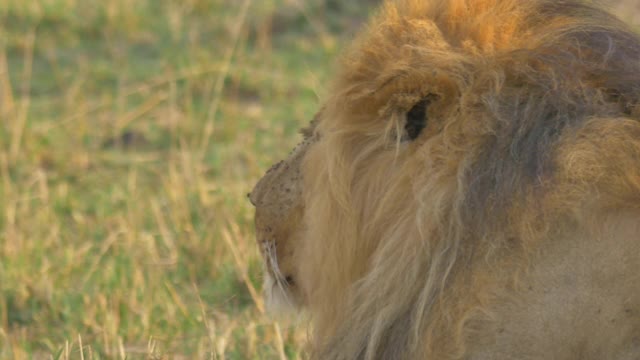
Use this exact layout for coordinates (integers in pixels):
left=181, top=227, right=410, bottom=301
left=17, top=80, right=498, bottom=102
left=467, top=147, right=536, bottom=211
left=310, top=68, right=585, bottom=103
left=296, top=0, right=640, bottom=358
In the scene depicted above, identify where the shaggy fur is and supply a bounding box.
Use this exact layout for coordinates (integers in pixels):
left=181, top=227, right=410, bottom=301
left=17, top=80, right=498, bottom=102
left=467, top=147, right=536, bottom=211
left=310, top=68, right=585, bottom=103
left=250, top=0, right=640, bottom=358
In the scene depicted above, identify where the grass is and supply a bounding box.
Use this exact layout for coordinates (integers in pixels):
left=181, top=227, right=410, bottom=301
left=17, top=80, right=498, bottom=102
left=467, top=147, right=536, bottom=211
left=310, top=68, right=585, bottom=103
left=0, top=0, right=637, bottom=358
left=0, top=0, right=377, bottom=358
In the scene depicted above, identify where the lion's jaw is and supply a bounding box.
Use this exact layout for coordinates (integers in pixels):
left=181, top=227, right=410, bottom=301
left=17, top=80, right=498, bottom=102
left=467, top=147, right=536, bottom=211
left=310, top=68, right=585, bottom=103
left=262, top=263, right=296, bottom=314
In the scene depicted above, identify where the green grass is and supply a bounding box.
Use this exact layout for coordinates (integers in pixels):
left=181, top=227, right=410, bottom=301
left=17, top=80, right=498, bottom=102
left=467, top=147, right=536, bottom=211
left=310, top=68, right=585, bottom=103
left=1, top=0, right=637, bottom=358
left=0, top=0, right=377, bottom=358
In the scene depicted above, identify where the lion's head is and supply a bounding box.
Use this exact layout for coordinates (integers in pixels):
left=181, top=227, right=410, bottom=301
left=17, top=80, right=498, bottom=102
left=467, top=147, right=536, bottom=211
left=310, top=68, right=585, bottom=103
left=251, top=0, right=640, bottom=358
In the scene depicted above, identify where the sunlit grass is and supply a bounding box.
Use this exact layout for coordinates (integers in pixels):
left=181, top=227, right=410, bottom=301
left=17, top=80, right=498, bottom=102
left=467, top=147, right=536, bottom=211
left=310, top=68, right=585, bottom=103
left=0, top=0, right=374, bottom=358
left=0, top=0, right=637, bottom=358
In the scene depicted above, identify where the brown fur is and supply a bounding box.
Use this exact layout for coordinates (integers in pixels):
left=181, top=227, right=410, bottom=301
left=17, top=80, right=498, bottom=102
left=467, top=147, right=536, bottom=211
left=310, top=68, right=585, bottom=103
left=250, top=0, right=640, bottom=358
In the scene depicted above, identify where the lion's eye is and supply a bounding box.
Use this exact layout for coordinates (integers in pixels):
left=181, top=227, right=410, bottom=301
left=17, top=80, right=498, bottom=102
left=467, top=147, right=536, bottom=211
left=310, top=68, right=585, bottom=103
left=405, top=96, right=434, bottom=140
left=285, top=275, right=295, bottom=286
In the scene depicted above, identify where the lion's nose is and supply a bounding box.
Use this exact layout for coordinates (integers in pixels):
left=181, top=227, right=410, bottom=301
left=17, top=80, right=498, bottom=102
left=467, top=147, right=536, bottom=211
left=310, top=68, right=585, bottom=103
left=249, top=173, right=266, bottom=207
left=249, top=161, right=285, bottom=208
left=247, top=193, right=256, bottom=206
left=249, top=174, right=268, bottom=208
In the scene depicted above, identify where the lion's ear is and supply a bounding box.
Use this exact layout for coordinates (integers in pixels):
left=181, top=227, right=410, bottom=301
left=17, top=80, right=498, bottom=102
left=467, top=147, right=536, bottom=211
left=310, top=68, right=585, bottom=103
left=405, top=94, right=437, bottom=140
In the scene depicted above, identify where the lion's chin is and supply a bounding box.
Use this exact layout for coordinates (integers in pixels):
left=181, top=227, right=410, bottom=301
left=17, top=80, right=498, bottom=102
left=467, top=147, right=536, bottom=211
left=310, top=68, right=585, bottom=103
left=264, top=272, right=298, bottom=315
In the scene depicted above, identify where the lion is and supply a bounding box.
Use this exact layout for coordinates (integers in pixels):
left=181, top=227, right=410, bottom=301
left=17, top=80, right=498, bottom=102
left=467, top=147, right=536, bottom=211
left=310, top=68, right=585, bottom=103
left=249, top=0, right=640, bottom=358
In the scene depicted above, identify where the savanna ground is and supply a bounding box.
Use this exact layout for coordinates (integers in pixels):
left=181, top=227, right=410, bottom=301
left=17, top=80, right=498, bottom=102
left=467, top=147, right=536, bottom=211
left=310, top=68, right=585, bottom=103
left=0, top=0, right=637, bottom=359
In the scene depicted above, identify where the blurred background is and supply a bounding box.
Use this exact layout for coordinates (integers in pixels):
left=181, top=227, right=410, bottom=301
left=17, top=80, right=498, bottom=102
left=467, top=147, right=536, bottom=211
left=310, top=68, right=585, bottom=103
left=0, top=0, right=637, bottom=358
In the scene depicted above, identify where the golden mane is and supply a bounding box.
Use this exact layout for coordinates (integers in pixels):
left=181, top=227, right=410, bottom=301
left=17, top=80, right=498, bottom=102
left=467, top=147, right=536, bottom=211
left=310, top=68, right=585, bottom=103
left=251, top=0, right=640, bottom=358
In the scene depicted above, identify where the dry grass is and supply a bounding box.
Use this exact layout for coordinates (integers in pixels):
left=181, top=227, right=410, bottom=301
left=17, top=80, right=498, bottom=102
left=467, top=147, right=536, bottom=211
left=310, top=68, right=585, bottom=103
left=0, top=0, right=375, bottom=358
left=0, top=0, right=637, bottom=358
